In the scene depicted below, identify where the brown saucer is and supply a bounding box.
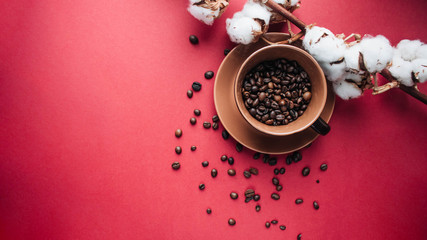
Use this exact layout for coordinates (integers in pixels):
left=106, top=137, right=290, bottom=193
left=214, top=33, right=335, bottom=154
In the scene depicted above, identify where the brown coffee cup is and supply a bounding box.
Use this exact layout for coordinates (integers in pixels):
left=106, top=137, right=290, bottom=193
left=234, top=44, right=330, bottom=136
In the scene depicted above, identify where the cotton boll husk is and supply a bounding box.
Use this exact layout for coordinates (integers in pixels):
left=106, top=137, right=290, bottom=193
left=226, top=13, right=262, bottom=45
left=188, top=3, right=220, bottom=25
left=241, top=1, right=271, bottom=24
left=412, top=58, right=427, bottom=83
left=333, top=80, right=363, bottom=100
left=319, top=61, right=346, bottom=82
left=359, top=35, right=393, bottom=73
left=415, top=44, right=427, bottom=60
left=389, top=54, right=414, bottom=87
left=396, top=39, right=423, bottom=61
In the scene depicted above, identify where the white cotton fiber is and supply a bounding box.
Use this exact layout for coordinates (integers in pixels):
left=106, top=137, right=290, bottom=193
left=359, top=35, right=393, bottom=73
left=241, top=1, right=272, bottom=24
left=319, top=61, right=346, bottom=82
left=344, top=72, right=363, bottom=82
left=415, top=44, right=427, bottom=60
left=303, top=26, right=334, bottom=48
left=412, top=58, right=427, bottom=83
left=389, top=53, right=414, bottom=87
left=303, top=26, right=346, bottom=63
left=273, top=0, right=286, bottom=4
left=333, top=80, right=362, bottom=100
left=396, top=39, right=423, bottom=61
left=226, top=13, right=262, bottom=45
left=188, top=3, right=220, bottom=25
left=344, top=44, right=364, bottom=82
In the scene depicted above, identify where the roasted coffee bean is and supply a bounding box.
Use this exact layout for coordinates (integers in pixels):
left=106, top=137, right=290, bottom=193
left=271, top=220, right=278, bottom=224
left=175, top=129, right=182, bottom=138
left=189, top=35, right=199, bottom=44
left=320, top=163, right=328, bottom=171
left=243, top=170, right=251, bottom=178
left=245, top=197, right=253, bottom=203
left=187, top=90, right=193, bottom=98
left=211, top=168, right=218, bottom=178
left=280, top=225, right=286, bottom=230
left=274, top=168, right=280, bottom=175
left=204, top=71, right=214, bottom=79
left=303, top=91, right=312, bottom=101
left=279, top=167, right=286, bottom=174
left=297, top=233, right=302, bottom=240
left=206, top=208, right=212, bottom=214
left=293, top=151, right=302, bottom=162
left=202, top=161, right=209, bottom=167
left=175, top=146, right=182, bottom=154
left=228, top=218, right=236, bottom=226
left=171, top=161, right=180, bottom=170
left=286, top=155, right=293, bottom=165
left=271, top=193, right=280, bottom=200
left=212, top=115, right=219, bottom=122
left=221, top=155, right=227, bottom=161
left=313, top=201, right=319, bottom=210
left=263, top=154, right=270, bottom=163
left=295, top=198, right=303, bottom=204
left=236, top=142, right=243, bottom=152
left=212, top=122, right=219, bottom=130
left=228, top=157, right=234, bottom=165
left=194, top=109, right=201, bottom=116
left=265, top=222, right=271, bottom=228
left=199, top=184, right=205, bottom=190
left=249, top=167, right=259, bottom=175
left=203, top=121, right=211, bottom=129
left=316, top=179, right=320, bottom=184
left=222, top=130, right=229, bottom=140
left=253, top=194, right=260, bottom=201
left=272, top=177, right=279, bottom=186
left=276, top=185, right=283, bottom=191
left=268, top=157, right=277, bottom=166
left=192, top=81, right=202, bottom=92
left=255, top=205, right=261, bottom=212
left=230, top=192, right=238, bottom=199
left=190, top=117, right=197, bottom=125
left=245, top=189, right=255, bottom=198
left=302, top=167, right=310, bottom=177
left=253, top=152, right=261, bottom=159
left=191, top=145, right=197, bottom=151
left=224, top=48, right=230, bottom=56
left=227, top=169, right=236, bottom=176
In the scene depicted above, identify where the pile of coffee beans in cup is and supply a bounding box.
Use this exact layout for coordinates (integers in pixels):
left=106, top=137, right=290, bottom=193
left=241, top=58, right=312, bottom=126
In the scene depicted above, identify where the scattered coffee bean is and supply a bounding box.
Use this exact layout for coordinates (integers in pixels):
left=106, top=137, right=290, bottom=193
left=271, top=220, right=278, bottom=224
left=211, top=168, right=218, bottom=178
left=272, top=177, right=279, bottom=186
left=263, top=154, right=270, bottom=163
left=228, top=218, right=236, bottom=226
left=212, top=115, right=219, bottom=122
left=199, top=184, right=205, bottom=190
left=286, top=155, right=293, bottom=165
left=302, top=167, right=310, bottom=177
left=224, top=49, right=230, bottom=56
left=274, top=168, right=279, bottom=175
left=279, top=167, right=286, bottom=174
left=236, top=142, right=243, bottom=152
left=276, top=185, right=283, bottom=191
left=222, top=130, right=229, bottom=140
left=203, top=121, right=211, bottom=129
left=202, top=161, right=209, bottom=167
left=265, top=222, right=271, bottom=228
left=297, top=233, right=302, bottom=240
left=204, top=71, right=214, bottom=79
left=192, top=82, right=202, bottom=92
left=194, top=109, right=201, bottom=116
left=255, top=205, right=261, bottom=212
left=175, top=146, right=182, bottom=154
left=253, top=152, right=261, bottom=159
left=243, top=170, right=251, bottom=178
left=245, top=197, right=253, bottom=203
left=313, top=201, right=319, bottom=210
left=249, top=167, right=258, bottom=175
left=295, top=198, right=303, bottom=204
left=189, top=35, right=199, bottom=44
left=271, top=193, right=280, bottom=200
left=316, top=179, right=320, bottom=184
left=221, top=155, right=228, bottom=161
left=187, top=90, right=193, bottom=98
left=280, top=225, right=286, bottom=230
left=191, top=145, right=197, bottom=151
left=268, top=157, right=277, bottom=166
left=212, top=122, right=219, bottom=130
left=245, top=189, right=255, bottom=198
left=253, top=194, right=260, bottom=201
left=228, top=157, right=234, bottom=165
left=230, top=192, right=238, bottom=199
left=293, top=151, right=302, bottom=162
left=171, top=161, right=180, bottom=170
left=190, top=117, right=197, bottom=125
left=175, top=129, right=182, bottom=138
left=227, top=169, right=236, bottom=176
left=320, top=163, right=328, bottom=171
left=206, top=208, right=212, bottom=214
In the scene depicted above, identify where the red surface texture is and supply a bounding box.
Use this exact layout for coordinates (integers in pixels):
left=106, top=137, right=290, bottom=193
left=1, top=0, right=427, bottom=239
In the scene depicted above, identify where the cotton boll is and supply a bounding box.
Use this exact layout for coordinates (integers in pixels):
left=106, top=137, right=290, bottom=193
left=333, top=80, right=363, bottom=100
left=241, top=1, right=271, bottom=24
left=188, top=4, right=219, bottom=25
left=389, top=54, right=414, bottom=87
left=415, top=44, right=427, bottom=60
left=359, top=35, right=393, bottom=73
left=344, top=44, right=364, bottom=82
left=396, top=39, right=423, bottom=61
left=412, top=58, right=427, bottom=83
left=303, top=26, right=334, bottom=49
left=303, top=27, right=345, bottom=63
left=319, top=61, right=346, bottom=82
left=290, top=0, right=300, bottom=6
left=226, top=13, right=263, bottom=45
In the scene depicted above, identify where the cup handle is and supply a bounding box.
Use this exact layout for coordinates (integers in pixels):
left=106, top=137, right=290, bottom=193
left=310, top=117, right=330, bottom=136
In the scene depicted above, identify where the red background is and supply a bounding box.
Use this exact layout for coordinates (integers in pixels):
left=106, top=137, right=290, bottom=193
left=1, top=0, right=426, bottom=239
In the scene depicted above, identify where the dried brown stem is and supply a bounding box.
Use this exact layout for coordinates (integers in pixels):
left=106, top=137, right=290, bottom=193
left=380, top=69, right=427, bottom=104
left=264, top=0, right=307, bottom=30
